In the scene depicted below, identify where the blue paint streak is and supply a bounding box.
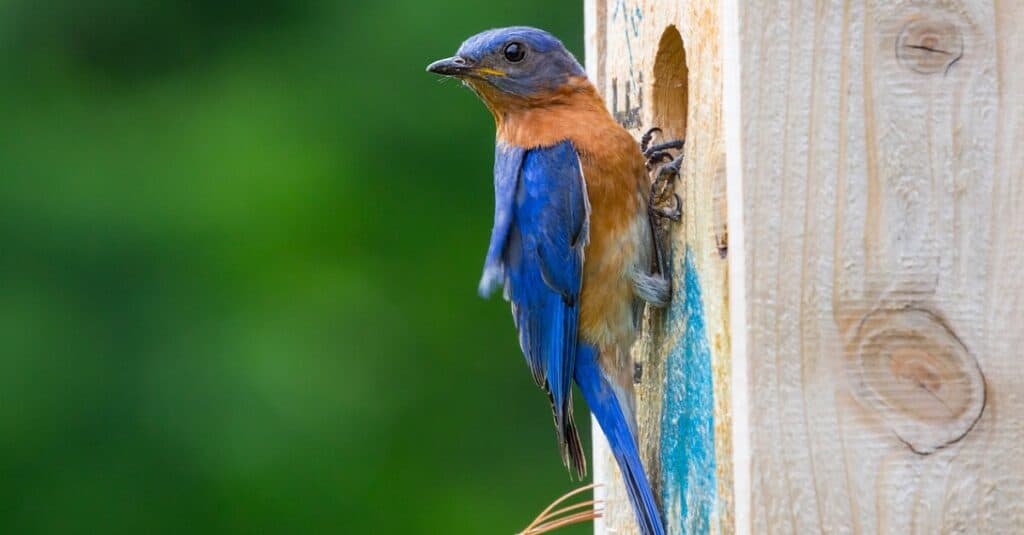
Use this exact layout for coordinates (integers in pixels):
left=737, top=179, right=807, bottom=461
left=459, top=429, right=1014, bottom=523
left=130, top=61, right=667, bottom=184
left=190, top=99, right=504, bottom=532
left=660, top=247, right=716, bottom=533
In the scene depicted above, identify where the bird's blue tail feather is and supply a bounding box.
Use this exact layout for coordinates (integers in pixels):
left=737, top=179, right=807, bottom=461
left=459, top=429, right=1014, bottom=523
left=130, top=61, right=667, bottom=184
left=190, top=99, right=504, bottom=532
left=575, top=345, right=665, bottom=535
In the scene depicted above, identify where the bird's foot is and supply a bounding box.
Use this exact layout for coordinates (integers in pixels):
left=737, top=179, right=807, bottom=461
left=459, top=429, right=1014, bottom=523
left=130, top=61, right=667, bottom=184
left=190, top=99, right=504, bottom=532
left=641, top=127, right=685, bottom=283
left=651, top=191, right=683, bottom=221
left=644, top=127, right=684, bottom=223
left=640, top=127, right=686, bottom=170
left=639, top=127, right=661, bottom=152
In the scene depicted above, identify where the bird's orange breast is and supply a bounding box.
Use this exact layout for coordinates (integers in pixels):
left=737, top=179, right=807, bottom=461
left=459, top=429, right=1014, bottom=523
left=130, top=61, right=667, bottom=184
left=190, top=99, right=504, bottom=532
left=573, top=124, right=648, bottom=350
left=496, top=79, right=649, bottom=349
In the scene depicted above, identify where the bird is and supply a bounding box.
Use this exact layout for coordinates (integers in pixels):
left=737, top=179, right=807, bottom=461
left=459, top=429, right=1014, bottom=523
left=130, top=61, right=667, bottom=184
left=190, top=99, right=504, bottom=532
left=427, top=26, right=681, bottom=535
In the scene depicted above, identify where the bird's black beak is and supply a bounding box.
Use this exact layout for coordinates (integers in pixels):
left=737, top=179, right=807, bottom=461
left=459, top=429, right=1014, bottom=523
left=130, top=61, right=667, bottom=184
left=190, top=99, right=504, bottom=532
left=426, top=56, right=471, bottom=77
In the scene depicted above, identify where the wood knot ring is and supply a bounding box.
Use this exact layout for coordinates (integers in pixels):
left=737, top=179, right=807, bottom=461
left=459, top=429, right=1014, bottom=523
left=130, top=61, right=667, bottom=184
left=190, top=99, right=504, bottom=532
left=896, top=16, right=964, bottom=75
left=847, top=307, right=985, bottom=454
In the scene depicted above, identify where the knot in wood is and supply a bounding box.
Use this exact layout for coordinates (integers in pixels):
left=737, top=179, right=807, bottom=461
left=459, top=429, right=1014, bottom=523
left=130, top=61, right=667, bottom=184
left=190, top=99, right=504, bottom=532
left=896, top=16, right=963, bottom=75
left=847, top=307, right=985, bottom=454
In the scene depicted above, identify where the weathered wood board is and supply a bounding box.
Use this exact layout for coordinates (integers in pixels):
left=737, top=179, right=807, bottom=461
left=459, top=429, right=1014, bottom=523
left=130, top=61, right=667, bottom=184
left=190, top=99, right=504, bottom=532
left=587, top=0, right=1024, bottom=533
left=725, top=0, right=1024, bottom=533
left=585, top=0, right=731, bottom=533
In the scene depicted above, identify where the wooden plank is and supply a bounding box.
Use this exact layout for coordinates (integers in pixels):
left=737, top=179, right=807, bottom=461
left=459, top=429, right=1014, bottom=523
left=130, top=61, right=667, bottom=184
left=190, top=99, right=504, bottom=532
left=725, top=0, right=1024, bottom=532
left=585, top=1, right=731, bottom=533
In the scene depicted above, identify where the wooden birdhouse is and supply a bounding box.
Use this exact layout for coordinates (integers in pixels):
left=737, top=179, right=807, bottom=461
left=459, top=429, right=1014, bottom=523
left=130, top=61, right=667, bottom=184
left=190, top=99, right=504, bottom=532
left=585, top=0, right=1022, bottom=533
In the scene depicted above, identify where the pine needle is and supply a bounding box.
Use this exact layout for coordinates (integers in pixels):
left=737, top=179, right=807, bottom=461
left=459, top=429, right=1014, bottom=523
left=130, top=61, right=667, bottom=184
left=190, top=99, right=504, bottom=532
left=526, top=510, right=603, bottom=534
left=518, top=483, right=603, bottom=535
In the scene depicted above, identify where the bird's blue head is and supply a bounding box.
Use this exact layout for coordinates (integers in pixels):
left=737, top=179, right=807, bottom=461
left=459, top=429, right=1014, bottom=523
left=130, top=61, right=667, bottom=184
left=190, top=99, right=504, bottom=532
left=427, top=27, right=585, bottom=100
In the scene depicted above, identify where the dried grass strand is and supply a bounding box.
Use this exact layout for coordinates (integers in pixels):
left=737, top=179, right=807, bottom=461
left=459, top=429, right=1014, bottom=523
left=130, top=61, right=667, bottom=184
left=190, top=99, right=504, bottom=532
left=518, top=483, right=602, bottom=535
left=523, top=510, right=603, bottom=534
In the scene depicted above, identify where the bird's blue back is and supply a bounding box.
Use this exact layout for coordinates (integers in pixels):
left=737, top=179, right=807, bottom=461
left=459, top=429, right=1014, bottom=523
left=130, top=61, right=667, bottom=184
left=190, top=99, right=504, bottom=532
left=481, top=140, right=588, bottom=476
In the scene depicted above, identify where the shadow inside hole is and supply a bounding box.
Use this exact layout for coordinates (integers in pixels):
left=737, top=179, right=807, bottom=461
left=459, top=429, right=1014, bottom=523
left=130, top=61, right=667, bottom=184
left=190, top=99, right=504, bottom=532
left=652, top=26, right=688, bottom=142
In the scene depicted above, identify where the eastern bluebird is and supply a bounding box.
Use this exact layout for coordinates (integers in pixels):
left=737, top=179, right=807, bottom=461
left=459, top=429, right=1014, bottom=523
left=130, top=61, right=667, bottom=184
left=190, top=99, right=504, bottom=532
left=428, top=27, right=681, bottom=535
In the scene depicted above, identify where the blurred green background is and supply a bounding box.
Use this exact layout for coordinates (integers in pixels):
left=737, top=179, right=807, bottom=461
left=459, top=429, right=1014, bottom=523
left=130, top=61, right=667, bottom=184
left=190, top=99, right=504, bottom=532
left=0, top=1, right=592, bottom=533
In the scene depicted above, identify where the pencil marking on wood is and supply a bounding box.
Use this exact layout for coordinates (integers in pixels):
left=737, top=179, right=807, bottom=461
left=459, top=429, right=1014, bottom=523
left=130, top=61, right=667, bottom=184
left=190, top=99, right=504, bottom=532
left=611, top=75, right=644, bottom=129
left=611, top=1, right=645, bottom=128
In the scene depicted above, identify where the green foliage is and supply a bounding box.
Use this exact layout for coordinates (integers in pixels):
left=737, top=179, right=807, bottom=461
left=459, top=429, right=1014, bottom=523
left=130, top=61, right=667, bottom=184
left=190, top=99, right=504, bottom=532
left=0, top=2, right=591, bottom=533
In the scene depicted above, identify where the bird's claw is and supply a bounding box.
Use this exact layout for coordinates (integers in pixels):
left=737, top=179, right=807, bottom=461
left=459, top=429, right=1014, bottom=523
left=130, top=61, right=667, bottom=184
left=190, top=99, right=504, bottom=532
left=639, top=127, right=662, bottom=153
left=634, top=126, right=684, bottom=220
left=645, top=150, right=674, bottom=169
left=650, top=193, right=682, bottom=222
left=640, top=127, right=685, bottom=281
left=651, top=151, right=684, bottom=212
left=644, top=140, right=685, bottom=159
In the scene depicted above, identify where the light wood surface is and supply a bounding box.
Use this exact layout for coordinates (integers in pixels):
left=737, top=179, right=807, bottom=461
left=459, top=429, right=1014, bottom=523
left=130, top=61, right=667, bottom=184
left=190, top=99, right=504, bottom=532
left=586, top=0, right=1024, bottom=533
left=725, top=0, right=1024, bottom=533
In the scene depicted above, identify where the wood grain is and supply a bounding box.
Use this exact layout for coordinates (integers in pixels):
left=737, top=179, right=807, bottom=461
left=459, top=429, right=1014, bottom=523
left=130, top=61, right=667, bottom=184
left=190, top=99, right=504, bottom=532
left=725, top=0, right=1024, bottom=532
left=586, top=1, right=731, bottom=533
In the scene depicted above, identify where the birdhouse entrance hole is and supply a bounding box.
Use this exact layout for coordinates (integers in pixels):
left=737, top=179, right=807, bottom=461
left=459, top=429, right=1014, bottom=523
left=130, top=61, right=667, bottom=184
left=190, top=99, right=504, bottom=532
left=652, top=26, right=688, bottom=142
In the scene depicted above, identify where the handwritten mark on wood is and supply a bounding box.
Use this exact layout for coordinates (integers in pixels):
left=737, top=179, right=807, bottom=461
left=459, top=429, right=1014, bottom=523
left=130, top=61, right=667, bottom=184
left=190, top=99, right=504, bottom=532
left=611, top=1, right=644, bottom=128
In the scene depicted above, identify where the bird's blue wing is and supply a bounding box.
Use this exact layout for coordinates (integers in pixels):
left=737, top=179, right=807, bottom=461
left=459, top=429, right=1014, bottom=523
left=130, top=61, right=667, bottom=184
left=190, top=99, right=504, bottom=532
left=478, top=143, right=525, bottom=298
left=503, top=140, right=588, bottom=475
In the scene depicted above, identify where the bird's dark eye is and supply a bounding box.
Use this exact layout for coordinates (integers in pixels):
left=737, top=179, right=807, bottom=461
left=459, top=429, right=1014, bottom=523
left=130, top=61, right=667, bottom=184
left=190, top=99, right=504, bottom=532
left=503, top=42, right=526, bottom=62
